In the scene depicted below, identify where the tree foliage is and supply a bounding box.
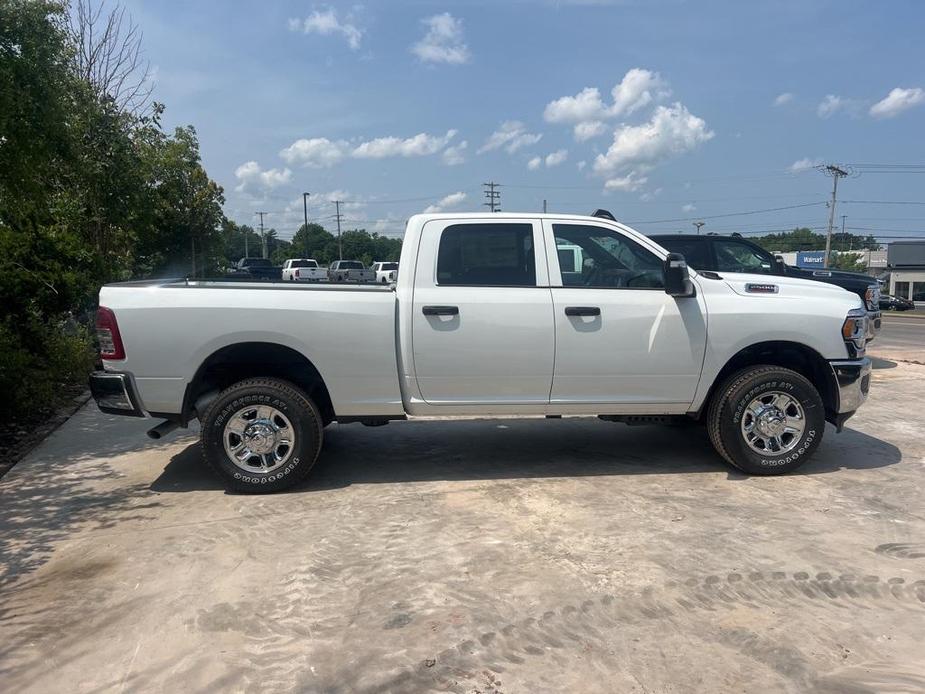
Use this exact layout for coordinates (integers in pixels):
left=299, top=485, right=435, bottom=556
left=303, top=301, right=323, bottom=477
left=751, top=227, right=880, bottom=253
left=284, top=223, right=402, bottom=266
left=0, top=0, right=224, bottom=422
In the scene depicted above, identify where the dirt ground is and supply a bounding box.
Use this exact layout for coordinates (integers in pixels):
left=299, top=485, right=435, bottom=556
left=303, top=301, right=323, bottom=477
left=1, top=350, right=924, bottom=693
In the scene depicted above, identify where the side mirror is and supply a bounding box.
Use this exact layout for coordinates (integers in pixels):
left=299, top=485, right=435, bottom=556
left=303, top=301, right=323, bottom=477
left=663, top=253, right=696, bottom=297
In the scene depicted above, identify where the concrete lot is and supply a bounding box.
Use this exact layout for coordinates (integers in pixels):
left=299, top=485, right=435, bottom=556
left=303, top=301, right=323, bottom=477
left=2, top=338, right=924, bottom=692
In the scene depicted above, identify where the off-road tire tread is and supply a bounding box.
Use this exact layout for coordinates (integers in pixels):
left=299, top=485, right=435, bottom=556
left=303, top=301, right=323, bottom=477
left=200, top=377, right=323, bottom=493
left=706, top=365, right=813, bottom=474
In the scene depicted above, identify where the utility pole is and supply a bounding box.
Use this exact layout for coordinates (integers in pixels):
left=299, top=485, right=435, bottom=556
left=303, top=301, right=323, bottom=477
left=840, top=214, right=847, bottom=252
left=483, top=181, right=501, bottom=212
left=693, top=221, right=705, bottom=235
left=817, top=164, right=850, bottom=268
left=543, top=199, right=547, bottom=213
left=302, top=192, right=311, bottom=257
left=256, top=211, right=268, bottom=259
left=244, top=227, right=249, bottom=258
left=190, top=235, right=196, bottom=277
left=334, top=200, right=343, bottom=260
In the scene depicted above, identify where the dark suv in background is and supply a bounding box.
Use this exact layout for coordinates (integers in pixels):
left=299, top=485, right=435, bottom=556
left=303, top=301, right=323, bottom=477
left=650, top=234, right=882, bottom=338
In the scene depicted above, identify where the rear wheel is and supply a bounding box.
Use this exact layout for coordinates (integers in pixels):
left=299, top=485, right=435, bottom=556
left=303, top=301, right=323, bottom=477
left=707, top=365, right=824, bottom=475
left=200, top=377, right=323, bottom=493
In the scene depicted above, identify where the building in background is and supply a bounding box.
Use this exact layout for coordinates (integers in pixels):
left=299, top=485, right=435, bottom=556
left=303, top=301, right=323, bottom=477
left=887, top=241, right=925, bottom=301
left=774, top=250, right=887, bottom=275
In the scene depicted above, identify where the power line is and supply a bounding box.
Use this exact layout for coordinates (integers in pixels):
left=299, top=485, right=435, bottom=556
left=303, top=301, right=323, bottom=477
left=255, top=211, right=268, bottom=259
left=483, top=181, right=501, bottom=212
left=816, top=164, right=853, bottom=268
left=626, top=201, right=826, bottom=225
left=334, top=201, right=344, bottom=260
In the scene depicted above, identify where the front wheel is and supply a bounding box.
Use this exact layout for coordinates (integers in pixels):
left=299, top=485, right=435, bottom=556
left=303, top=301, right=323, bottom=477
left=707, top=365, right=824, bottom=475
left=200, top=378, right=323, bottom=493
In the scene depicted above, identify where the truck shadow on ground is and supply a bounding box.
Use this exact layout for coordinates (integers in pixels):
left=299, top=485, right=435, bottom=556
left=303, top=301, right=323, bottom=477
left=150, top=418, right=902, bottom=494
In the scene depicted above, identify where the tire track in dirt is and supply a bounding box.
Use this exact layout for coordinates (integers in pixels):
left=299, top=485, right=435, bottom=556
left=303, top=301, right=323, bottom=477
left=359, top=570, right=925, bottom=693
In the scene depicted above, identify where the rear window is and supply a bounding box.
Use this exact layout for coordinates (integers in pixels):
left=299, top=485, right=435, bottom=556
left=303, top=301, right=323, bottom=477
left=380, top=263, right=398, bottom=271
left=244, top=258, right=271, bottom=267
left=437, top=223, right=535, bottom=286
left=290, top=260, right=317, bottom=268
left=339, top=261, right=363, bottom=270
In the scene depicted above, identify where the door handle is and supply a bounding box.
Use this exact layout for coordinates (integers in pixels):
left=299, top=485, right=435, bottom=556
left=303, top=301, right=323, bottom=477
left=565, top=306, right=600, bottom=317
left=422, top=305, right=459, bottom=316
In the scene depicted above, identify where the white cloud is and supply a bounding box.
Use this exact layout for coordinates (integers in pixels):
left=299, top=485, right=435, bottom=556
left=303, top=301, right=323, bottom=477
left=288, top=9, right=363, bottom=50
left=545, top=149, right=568, bottom=167
left=869, top=87, right=925, bottom=119
left=604, top=172, right=648, bottom=192
left=610, top=68, right=670, bottom=116
left=352, top=129, right=457, bottom=158
left=573, top=120, right=607, bottom=142
left=773, top=92, right=794, bottom=107
left=639, top=187, right=662, bottom=202
left=682, top=203, right=696, bottom=213
left=478, top=121, right=543, bottom=154
left=527, top=149, right=568, bottom=171
left=442, top=140, right=468, bottom=165
left=789, top=157, right=822, bottom=173
left=544, top=87, right=608, bottom=124
left=593, top=102, right=714, bottom=176
left=234, top=161, right=292, bottom=193
left=544, top=69, right=669, bottom=125
left=817, top=94, right=849, bottom=118
left=576, top=160, right=587, bottom=171
left=423, top=191, right=467, bottom=213
left=279, top=137, right=348, bottom=168
left=411, top=13, right=470, bottom=64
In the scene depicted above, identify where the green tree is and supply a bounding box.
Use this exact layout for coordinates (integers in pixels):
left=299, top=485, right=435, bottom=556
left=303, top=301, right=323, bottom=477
left=752, top=227, right=880, bottom=254
left=830, top=252, right=867, bottom=273
left=290, top=223, right=335, bottom=261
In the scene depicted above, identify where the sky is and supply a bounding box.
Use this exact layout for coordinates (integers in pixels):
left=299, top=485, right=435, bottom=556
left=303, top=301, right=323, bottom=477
left=121, top=0, right=925, bottom=242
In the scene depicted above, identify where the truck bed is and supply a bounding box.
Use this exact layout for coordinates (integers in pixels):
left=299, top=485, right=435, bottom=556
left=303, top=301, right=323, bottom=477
left=99, top=279, right=403, bottom=417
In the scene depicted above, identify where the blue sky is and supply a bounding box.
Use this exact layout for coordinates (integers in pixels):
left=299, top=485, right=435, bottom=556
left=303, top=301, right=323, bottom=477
left=123, top=0, right=925, bottom=241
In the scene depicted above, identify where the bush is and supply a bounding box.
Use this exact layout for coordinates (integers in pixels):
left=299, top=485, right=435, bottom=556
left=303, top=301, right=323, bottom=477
left=0, top=315, right=96, bottom=423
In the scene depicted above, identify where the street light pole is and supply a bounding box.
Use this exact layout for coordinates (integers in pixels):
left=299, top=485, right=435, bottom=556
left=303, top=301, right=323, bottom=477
left=693, top=221, right=705, bottom=235
left=302, top=192, right=310, bottom=257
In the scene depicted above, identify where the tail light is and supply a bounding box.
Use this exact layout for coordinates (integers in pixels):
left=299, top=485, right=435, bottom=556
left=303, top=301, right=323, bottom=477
left=96, top=306, right=125, bottom=360
left=295, top=269, right=301, bottom=278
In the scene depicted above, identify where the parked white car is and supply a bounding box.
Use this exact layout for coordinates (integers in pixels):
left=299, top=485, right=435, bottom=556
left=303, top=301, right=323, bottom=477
left=91, top=211, right=871, bottom=493
left=281, top=258, right=326, bottom=282
left=370, top=261, right=398, bottom=284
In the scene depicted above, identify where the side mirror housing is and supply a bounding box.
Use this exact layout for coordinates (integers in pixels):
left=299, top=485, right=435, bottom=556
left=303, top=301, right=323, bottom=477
left=663, top=253, right=696, bottom=297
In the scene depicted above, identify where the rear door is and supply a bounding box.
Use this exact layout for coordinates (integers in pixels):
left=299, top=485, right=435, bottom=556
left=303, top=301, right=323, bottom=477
left=410, top=218, right=555, bottom=405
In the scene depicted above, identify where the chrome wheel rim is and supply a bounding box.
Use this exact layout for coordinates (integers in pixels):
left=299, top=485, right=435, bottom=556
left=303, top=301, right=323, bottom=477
left=223, top=405, right=294, bottom=473
left=740, top=391, right=805, bottom=455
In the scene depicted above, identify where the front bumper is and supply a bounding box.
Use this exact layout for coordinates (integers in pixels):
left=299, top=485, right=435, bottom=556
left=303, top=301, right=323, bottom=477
left=89, top=370, right=145, bottom=417
left=828, top=358, right=872, bottom=430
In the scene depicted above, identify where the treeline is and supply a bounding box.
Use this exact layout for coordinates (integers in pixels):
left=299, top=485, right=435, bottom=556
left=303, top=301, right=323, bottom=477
left=1, top=1, right=226, bottom=421
left=222, top=221, right=402, bottom=268
left=750, top=227, right=879, bottom=272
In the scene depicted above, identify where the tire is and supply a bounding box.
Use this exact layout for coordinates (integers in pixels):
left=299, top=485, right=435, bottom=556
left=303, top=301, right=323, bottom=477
left=200, top=377, right=323, bottom=493
left=706, top=365, right=824, bottom=475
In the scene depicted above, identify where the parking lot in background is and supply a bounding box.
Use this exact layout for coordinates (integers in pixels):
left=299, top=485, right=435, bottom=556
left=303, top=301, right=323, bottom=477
left=1, top=323, right=924, bottom=693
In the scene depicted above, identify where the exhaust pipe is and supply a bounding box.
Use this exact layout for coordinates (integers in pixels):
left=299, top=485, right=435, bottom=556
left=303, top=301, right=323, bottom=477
left=147, top=419, right=179, bottom=440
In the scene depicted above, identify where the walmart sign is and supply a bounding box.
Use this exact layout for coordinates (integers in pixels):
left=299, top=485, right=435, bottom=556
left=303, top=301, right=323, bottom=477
left=796, top=251, right=827, bottom=268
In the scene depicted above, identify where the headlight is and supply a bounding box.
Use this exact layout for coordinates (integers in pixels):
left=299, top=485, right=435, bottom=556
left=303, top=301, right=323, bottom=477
left=842, top=308, right=867, bottom=357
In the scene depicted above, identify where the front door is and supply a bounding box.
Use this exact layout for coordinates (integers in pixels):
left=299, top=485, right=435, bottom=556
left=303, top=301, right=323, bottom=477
left=543, top=220, right=707, bottom=409
left=411, top=219, right=555, bottom=405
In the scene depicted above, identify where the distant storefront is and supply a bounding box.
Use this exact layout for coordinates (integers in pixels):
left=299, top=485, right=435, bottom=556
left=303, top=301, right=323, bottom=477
left=887, top=241, right=925, bottom=301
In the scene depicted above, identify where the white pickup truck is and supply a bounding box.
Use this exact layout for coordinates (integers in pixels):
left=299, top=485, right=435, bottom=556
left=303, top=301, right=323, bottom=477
left=281, top=258, right=326, bottom=282
left=90, top=212, right=871, bottom=493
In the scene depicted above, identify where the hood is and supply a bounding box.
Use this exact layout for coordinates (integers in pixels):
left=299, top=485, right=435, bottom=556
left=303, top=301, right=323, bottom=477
left=718, top=271, right=863, bottom=305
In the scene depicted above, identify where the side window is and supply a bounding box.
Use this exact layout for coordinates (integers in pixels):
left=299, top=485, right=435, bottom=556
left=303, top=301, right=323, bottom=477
left=552, top=224, right=664, bottom=289
left=655, top=239, right=711, bottom=270
left=437, top=223, right=536, bottom=286
left=714, top=240, right=773, bottom=274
